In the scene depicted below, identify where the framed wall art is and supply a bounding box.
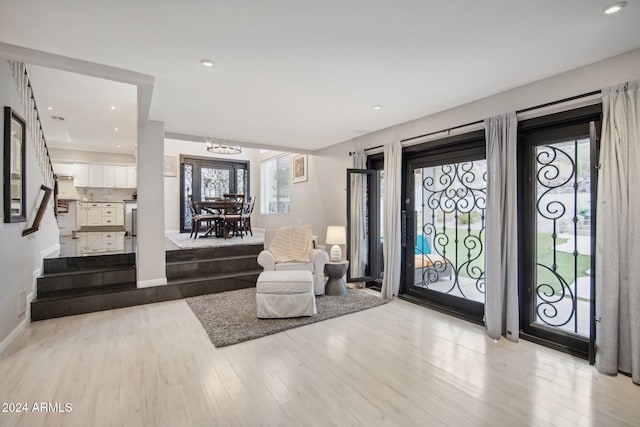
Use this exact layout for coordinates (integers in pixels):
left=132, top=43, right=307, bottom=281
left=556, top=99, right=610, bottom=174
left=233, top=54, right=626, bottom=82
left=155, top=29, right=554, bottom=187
left=164, top=155, right=178, bottom=177
left=292, top=154, right=308, bottom=183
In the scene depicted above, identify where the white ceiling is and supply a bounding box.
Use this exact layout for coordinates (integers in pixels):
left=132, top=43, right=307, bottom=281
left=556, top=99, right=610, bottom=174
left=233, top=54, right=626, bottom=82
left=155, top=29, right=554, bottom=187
left=1, top=1, right=640, bottom=152
left=27, top=65, right=137, bottom=154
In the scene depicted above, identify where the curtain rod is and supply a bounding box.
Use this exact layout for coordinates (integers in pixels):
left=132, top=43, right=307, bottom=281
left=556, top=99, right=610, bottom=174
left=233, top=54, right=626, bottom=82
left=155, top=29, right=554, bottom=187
left=349, top=89, right=602, bottom=155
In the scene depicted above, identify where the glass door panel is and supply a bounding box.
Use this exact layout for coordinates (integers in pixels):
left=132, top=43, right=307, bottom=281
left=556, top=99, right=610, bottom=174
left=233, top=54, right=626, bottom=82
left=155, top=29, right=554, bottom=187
left=412, top=160, right=486, bottom=304
left=200, top=167, right=231, bottom=199
left=519, top=109, right=599, bottom=361
left=183, top=164, right=193, bottom=231
left=533, top=139, right=592, bottom=337
left=404, top=136, right=487, bottom=322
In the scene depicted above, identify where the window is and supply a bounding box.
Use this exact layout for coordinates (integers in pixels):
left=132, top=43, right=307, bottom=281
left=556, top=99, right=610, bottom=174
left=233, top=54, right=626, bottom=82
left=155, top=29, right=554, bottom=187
left=260, top=154, right=290, bottom=214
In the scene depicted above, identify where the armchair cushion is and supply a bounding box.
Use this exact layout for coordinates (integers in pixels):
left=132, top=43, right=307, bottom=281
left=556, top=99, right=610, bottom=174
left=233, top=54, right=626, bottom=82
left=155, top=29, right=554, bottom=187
left=275, top=262, right=313, bottom=272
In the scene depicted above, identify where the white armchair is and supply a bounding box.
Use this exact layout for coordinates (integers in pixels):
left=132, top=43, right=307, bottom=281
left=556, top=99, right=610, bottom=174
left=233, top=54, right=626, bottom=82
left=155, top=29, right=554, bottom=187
left=257, top=227, right=329, bottom=295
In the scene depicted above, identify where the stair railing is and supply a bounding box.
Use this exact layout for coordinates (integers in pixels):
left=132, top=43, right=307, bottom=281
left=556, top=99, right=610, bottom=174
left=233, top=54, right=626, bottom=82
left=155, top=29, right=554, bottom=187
left=8, top=60, right=56, bottom=208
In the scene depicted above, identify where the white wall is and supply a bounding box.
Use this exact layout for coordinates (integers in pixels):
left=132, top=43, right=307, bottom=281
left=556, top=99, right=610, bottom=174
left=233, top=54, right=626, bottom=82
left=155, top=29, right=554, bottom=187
left=137, top=120, right=166, bottom=287
left=348, top=48, right=640, bottom=151
left=253, top=147, right=352, bottom=247
left=163, top=138, right=257, bottom=232
left=260, top=48, right=640, bottom=250
left=0, top=59, right=59, bottom=349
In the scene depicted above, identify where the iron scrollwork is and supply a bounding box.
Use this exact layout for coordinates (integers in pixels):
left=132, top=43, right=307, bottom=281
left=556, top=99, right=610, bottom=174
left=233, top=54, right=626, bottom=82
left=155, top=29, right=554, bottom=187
left=534, top=143, right=580, bottom=332
left=417, top=160, right=486, bottom=300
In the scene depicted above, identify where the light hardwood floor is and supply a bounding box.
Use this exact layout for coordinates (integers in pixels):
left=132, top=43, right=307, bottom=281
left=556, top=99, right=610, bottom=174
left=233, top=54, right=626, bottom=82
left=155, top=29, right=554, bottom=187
left=1, top=296, right=639, bottom=426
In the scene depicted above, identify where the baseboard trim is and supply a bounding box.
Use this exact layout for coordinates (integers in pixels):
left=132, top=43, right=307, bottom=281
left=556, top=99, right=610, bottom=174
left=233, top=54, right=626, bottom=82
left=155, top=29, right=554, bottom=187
left=0, top=318, right=28, bottom=355
left=137, top=277, right=167, bottom=288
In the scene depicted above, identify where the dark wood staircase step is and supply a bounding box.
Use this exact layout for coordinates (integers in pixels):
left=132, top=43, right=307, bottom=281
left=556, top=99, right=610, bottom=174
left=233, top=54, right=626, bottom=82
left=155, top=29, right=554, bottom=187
left=31, top=271, right=259, bottom=321
left=166, top=255, right=260, bottom=280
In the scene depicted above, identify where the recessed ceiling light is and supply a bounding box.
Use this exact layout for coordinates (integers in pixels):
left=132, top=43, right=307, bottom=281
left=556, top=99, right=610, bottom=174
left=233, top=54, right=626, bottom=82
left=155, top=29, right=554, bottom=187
left=372, top=105, right=382, bottom=110
left=200, top=59, right=214, bottom=68
left=114, top=127, right=119, bottom=131
left=603, top=1, right=627, bottom=14
left=117, top=145, right=121, bottom=148
left=110, top=105, right=116, bottom=111
left=47, top=106, right=53, bottom=110
left=67, top=139, right=72, bottom=143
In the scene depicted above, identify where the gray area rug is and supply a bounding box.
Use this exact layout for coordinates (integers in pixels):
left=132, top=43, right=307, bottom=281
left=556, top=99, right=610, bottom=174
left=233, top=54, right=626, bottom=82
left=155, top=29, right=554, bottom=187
left=186, top=287, right=387, bottom=347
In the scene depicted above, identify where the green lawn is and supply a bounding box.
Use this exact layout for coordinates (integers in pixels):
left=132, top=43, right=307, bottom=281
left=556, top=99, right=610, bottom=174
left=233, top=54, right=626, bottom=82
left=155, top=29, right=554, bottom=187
left=423, top=229, right=590, bottom=291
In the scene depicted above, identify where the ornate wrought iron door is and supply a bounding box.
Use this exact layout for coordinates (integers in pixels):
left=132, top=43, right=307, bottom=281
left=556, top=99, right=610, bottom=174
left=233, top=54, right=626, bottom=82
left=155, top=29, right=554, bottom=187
left=403, top=134, right=486, bottom=322
left=532, top=140, right=592, bottom=336
left=519, top=110, right=599, bottom=362
left=412, top=161, right=486, bottom=303
left=179, top=156, right=249, bottom=233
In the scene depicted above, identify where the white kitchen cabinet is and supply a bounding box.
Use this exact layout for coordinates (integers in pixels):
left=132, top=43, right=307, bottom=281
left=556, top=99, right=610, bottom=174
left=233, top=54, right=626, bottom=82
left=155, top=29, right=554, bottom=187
left=103, top=166, right=116, bottom=187
left=116, top=204, right=124, bottom=225
left=72, top=163, right=135, bottom=188
left=74, top=164, right=88, bottom=187
left=76, top=202, right=88, bottom=227
left=115, top=166, right=128, bottom=188
left=76, top=232, right=87, bottom=250
left=115, top=232, right=124, bottom=250
left=102, top=203, right=116, bottom=226
left=102, top=232, right=117, bottom=251
left=126, top=166, right=136, bottom=188
left=87, top=207, right=103, bottom=226
left=76, top=202, right=124, bottom=228
left=87, top=164, right=103, bottom=187
left=76, top=231, right=125, bottom=254
left=86, top=232, right=103, bottom=253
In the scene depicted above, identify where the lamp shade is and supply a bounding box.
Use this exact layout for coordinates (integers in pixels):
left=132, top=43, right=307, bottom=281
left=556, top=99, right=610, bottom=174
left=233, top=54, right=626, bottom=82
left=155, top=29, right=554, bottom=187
left=325, top=226, right=346, bottom=245
left=326, top=226, right=346, bottom=261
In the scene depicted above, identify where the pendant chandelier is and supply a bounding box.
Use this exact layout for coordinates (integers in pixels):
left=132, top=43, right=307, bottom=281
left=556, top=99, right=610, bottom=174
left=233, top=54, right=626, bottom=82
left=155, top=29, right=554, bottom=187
left=206, top=138, right=242, bottom=155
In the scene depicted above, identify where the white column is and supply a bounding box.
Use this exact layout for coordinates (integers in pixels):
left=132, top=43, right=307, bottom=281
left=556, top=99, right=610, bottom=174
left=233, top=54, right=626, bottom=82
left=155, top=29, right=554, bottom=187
left=136, top=120, right=167, bottom=287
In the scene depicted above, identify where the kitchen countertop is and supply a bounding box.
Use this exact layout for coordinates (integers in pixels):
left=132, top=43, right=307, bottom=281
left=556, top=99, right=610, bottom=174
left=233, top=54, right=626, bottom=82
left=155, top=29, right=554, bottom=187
left=77, top=226, right=125, bottom=232
left=76, top=200, right=127, bottom=203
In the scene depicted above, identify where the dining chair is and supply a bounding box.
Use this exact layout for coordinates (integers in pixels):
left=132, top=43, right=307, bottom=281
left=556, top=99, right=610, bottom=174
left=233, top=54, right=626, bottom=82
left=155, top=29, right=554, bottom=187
left=221, top=196, right=245, bottom=238
left=188, top=197, right=219, bottom=238
left=242, top=196, right=256, bottom=236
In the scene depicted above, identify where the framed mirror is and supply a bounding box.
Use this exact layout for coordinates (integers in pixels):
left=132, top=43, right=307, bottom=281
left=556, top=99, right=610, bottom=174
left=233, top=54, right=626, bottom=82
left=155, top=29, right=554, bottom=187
left=4, top=107, right=27, bottom=223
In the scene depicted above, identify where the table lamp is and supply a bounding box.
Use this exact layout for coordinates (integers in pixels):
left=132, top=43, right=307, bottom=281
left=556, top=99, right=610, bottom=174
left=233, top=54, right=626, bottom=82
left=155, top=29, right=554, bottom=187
left=326, top=226, right=346, bottom=262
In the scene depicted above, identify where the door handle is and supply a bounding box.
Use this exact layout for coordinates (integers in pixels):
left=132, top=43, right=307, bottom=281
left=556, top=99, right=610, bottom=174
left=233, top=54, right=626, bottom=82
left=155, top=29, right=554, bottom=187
left=401, top=210, right=407, bottom=248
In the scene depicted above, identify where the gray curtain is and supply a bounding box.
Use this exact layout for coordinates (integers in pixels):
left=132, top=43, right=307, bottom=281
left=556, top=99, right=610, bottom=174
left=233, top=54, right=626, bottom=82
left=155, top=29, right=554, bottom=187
left=381, top=141, right=402, bottom=300
left=484, top=112, right=519, bottom=342
left=351, top=150, right=368, bottom=281
left=596, top=81, right=640, bottom=384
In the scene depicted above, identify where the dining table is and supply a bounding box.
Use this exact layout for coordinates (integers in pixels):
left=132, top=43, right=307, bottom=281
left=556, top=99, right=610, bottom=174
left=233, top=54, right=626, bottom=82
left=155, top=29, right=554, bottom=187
left=196, top=199, right=226, bottom=215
